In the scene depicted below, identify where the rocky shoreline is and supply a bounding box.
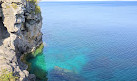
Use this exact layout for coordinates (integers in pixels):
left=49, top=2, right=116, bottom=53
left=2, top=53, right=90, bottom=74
left=0, top=0, right=42, bottom=80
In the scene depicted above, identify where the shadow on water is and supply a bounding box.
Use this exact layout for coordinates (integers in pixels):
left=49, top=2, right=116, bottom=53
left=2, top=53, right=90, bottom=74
left=30, top=60, right=48, bottom=81
left=25, top=44, right=48, bottom=81
left=26, top=44, right=87, bottom=81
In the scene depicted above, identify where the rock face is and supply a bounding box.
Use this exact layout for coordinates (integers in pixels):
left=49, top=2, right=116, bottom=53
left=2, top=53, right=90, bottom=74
left=0, top=0, right=42, bottom=80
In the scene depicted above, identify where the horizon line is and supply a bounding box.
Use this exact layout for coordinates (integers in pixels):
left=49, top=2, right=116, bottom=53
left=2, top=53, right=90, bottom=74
left=41, top=0, right=137, bottom=1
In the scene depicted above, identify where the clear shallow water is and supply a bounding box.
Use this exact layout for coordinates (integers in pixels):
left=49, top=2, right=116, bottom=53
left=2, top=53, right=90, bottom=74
left=27, top=1, right=137, bottom=81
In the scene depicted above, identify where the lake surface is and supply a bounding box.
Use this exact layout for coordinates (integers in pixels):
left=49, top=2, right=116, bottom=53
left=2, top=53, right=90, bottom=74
left=27, top=1, right=137, bottom=81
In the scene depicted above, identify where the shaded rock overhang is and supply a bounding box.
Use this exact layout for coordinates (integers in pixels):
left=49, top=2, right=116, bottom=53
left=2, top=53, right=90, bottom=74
left=0, top=2, right=2, bottom=17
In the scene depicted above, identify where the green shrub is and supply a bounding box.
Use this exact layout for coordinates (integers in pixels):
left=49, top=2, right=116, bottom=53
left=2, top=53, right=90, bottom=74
left=0, top=69, right=18, bottom=81
left=27, top=0, right=38, bottom=4
left=35, top=5, right=41, bottom=14
left=6, top=3, right=18, bottom=9
left=6, top=5, right=10, bottom=8
left=11, top=3, right=18, bottom=9
left=26, top=0, right=41, bottom=14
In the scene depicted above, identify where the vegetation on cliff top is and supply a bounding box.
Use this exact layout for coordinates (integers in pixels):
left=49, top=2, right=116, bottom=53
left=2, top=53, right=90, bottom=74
left=27, top=0, right=39, bottom=3
left=26, top=0, right=41, bottom=14
left=6, top=0, right=41, bottom=13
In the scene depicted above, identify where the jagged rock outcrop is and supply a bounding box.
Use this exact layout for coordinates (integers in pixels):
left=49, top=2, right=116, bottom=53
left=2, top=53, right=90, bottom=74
left=0, top=0, right=42, bottom=80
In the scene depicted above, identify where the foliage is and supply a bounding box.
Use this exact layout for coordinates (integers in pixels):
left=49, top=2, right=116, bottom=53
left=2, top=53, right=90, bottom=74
left=6, top=3, right=18, bottom=9
left=6, top=5, right=10, bottom=8
left=27, top=0, right=38, bottom=3
left=35, top=5, right=41, bottom=14
left=26, top=0, right=41, bottom=14
left=11, top=3, right=18, bottom=9
left=0, top=69, right=18, bottom=81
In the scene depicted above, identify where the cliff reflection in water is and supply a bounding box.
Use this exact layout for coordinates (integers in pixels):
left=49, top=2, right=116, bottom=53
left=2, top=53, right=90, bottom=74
left=27, top=44, right=87, bottom=81
left=26, top=44, right=48, bottom=81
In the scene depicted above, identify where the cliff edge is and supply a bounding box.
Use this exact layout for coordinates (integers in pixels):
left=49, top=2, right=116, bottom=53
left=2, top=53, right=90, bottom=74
left=0, top=0, right=42, bottom=80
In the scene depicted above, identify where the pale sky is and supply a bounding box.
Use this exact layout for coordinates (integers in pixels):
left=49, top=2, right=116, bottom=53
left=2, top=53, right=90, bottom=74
left=41, top=0, right=137, bottom=1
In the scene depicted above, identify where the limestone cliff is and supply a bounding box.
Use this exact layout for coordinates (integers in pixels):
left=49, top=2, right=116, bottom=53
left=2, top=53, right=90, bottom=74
left=0, top=0, right=42, bottom=80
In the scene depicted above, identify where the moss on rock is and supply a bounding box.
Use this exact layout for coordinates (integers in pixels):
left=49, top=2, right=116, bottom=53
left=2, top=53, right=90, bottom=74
left=32, top=43, right=44, bottom=57
left=21, top=43, right=44, bottom=70
left=0, top=69, right=18, bottom=81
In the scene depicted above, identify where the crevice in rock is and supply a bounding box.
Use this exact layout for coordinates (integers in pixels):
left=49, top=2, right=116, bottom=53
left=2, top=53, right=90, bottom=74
left=0, top=4, right=10, bottom=46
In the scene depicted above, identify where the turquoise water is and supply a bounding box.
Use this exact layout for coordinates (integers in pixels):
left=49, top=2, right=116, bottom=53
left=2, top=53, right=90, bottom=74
left=27, top=1, right=137, bottom=81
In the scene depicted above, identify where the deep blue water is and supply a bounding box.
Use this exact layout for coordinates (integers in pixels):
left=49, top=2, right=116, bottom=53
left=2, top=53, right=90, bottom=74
left=28, top=1, right=137, bottom=81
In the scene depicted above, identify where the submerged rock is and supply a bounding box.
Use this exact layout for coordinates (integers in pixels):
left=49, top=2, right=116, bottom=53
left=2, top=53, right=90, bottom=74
left=48, top=66, right=87, bottom=81
left=0, top=0, right=42, bottom=80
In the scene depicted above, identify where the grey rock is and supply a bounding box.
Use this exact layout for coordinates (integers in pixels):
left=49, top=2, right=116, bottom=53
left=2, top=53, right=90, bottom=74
left=0, top=0, right=42, bottom=81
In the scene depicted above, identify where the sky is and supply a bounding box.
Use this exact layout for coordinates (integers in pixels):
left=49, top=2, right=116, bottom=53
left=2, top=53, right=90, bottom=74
left=41, top=0, right=137, bottom=1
